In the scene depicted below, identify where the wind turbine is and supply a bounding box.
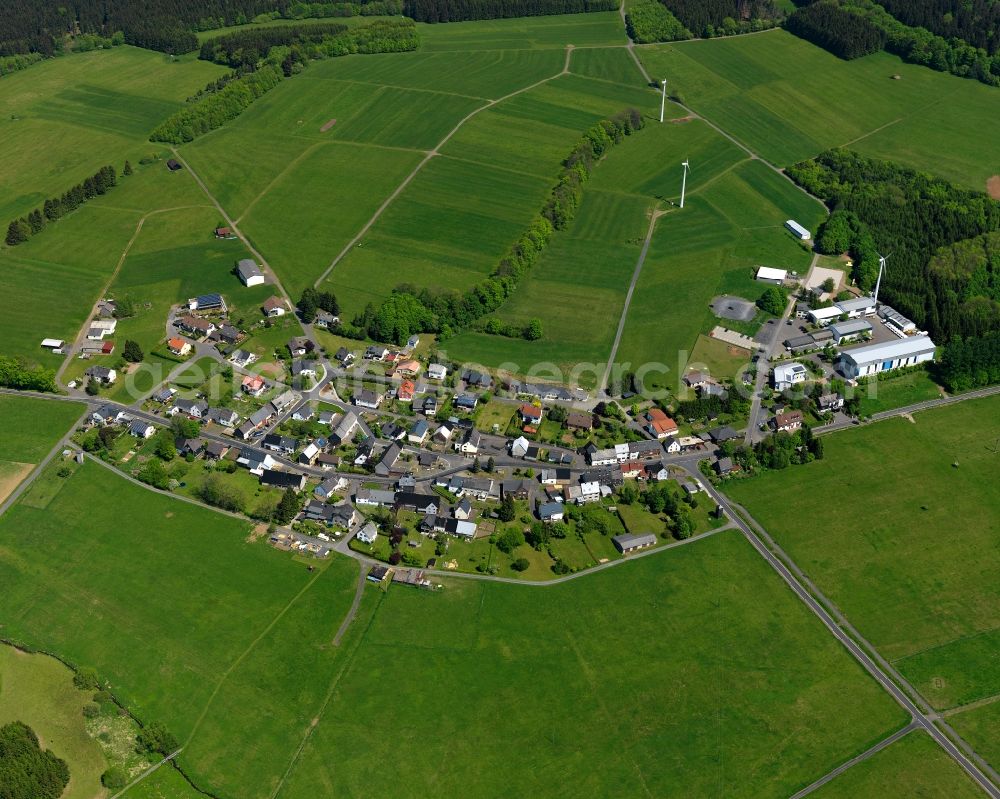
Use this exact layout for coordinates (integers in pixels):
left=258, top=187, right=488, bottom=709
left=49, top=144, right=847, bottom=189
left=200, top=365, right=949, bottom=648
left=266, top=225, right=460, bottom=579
left=873, top=251, right=890, bottom=304
left=680, top=159, right=690, bottom=208
left=659, top=79, right=668, bottom=123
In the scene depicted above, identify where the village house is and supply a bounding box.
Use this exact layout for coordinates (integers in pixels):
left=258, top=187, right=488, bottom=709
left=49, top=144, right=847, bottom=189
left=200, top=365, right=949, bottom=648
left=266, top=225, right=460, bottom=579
left=334, top=347, right=355, bottom=366
left=364, top=345, right=389, bottom=361
left=408, top=420, right=429, bottom=445
left=187, top=294, right=227, bottom=313
left=645, top=408, right=678, bottom=439
left=128, top=419, right=155, bottom=439
left=427, top=363, right=447, bottom=381
left=86, top=366, right=117, bottom=385
left=613, top=533, right=657, bottom=554
left=260, top=469, right=306, bottom=491
left=237, top=448, right=276, bottom=475
left=519, top=403, right=543, bottom=426
left=262, top=296, right=286, bottom=317
left=353, top=389, right=382, bottom=410
left=172, top=398, right=208, bottom=418
left=230, top=349, right=256, bottom=369
left=271, top=390, right=296, bottom=413
left=394, top=359, right=421, bottom=378
left=565, top=411, right=594, bottom=432
left=538, top=501, right=565, bottom=522
left=241, top=374, right=267, bottom=397
left=774, top=410, right=804, bottom=433
left=287, top=337, right=314, bottom=357
left=397, top=379, right=415, bottom=403
left=206, top=407, right=239, bottom=428
left=357, top=523, right=380, bottom=546
left=455, top=428, right=480, bottom=455
left=262, top=433, right=297, bottom=455
left=167, top=337, right=191, bottom=357
left=355, top=487, right=396, bottom=507
left=177, top=316, right=216, bottom=339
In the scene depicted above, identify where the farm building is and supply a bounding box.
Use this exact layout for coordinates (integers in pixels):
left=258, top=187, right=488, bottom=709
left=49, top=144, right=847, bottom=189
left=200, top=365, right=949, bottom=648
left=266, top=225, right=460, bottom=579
left=835, top=296, right=877, bottom=319
left=772, top=362, right=807, bottom=390
left=785, top=219, right=811, bottom=240
left=837, top=336, right=936, bottom=379
left=755, top=266, right=787, bottom=284
left=166, top=159, right=182, bottom=171
left=829, top=319, right=872, bottom=344
left=238, top=259, right=265, bottom=287
left=187, top=294, right=227, bottom=313
left=40, top=338, right=64, bottom=350
left=612, top=533, right=657, bottom=554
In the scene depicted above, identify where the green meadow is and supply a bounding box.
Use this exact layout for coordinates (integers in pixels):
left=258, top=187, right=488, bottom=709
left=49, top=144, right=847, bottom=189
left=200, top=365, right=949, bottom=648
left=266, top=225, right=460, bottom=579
left=0, top=454, right=910, bottom=798
left=0, top=395, right=84, bottom=461
left=638, top=29, right=1000, bottom=190
left=810, top=730, right=982, bottom=799
left=726, top=395, right=1000, bottom=713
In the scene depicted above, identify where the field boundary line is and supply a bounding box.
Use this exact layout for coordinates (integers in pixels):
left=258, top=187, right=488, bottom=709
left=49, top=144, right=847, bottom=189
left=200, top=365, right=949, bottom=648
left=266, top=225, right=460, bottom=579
left=332, top=560, right=366, bottom=646
left=600, top=206, right=668, bottom=392
left=313, top=47, right=575, bottom=288
left=789, top=721, right=919, bottom=799
left=270, top=591, right=387, bottom=799
left=892, top=623, right=1000, bottom=665
left=54, top=203, right=213, bottom=388
left=234, top=141, right=328, bottom=225
left=942, top=692, right=1000, bottom=719
left=183, top=567, right=328, bottom=749
left=301, top=74, right=490, bottom=101
left=109, top=748, right=183, bottom=799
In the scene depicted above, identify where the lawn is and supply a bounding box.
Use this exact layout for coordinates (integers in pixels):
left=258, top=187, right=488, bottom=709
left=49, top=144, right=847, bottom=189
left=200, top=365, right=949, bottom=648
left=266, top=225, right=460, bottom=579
left=855, top=367, right=945, bottom=416
left=688, top=333, right=753, bottom=385
left=809, top=730, right=983, bottom=799
left=638, top=29, right=1000, bottom=190
left=726, top=395, right=1000, bottom=711
left=417, top=11, right=628, bottom=51
left=0, top=645, right=108, bottom=799
left=0, top=395, right=84, bottom=462
left=278, top=530, right=907, bottom=798
left=949, top=702, right=1000, bottom=781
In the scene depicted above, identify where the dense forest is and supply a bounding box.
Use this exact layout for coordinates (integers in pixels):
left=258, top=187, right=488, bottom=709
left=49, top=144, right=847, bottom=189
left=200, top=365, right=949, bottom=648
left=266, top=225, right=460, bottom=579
left=936, top=330, right=1000, bottom=391
left=199, top=21, right=349, bottom=65
left=403, top=0, right=616, bottom=23
left=785, top=2, right=885, bottom=58
left=0, top=0, right=400, bottom=56
left=660, top=0, right=784, bottom=37
left=346, top=109, right=645, bottom=344
left=789, top=149, right=1000, bottom=343
left=0, top=721, right=70, bottom=799
left=625, top=0, right=692, bottom=43
left=786, top=0, right=1000, bottom=86
left=877, top=0, right=1000, bottom=55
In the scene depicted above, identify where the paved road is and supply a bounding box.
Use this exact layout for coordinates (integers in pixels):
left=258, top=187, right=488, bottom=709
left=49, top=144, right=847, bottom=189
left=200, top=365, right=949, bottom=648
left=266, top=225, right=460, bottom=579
left=600, top=209, right=667, bottom=395
left=692, top=467, right=1000, bottom=797
left=789, top=721, right=920, bottom=799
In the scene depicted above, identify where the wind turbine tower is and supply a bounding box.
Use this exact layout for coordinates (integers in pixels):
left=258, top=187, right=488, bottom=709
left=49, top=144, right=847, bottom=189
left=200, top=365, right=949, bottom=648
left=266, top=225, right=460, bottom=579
left=873, top=252, right=888, bottom=304
left=659, top=79, right=667, bottom=123
left=680, top=160, right=690, bottom=208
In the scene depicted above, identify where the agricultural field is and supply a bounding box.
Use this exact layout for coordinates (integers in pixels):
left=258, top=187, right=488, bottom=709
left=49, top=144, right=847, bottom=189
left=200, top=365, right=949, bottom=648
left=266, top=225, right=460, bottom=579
left=810, top=730, right=982, bottom=799
left=0, top=395, right=84, bottom=504
left=638, top=30, right=1000, bottom=190
left=855, top=368, right=946, bottom=416
left=323, top=72, right=661, bottom=323
left=417, top=11, right=627, bottom=51
left=726, top=395, right=1000, bottom=719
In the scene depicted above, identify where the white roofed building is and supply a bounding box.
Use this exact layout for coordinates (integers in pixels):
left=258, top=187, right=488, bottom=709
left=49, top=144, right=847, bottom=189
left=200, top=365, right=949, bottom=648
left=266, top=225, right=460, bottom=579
left=756, top=266, right=787, bottom=284
left=837, top=336, right=936, bottom=379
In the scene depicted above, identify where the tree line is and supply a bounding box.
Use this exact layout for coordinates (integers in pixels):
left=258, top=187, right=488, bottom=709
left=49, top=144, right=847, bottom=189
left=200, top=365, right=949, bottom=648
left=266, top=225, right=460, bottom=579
left=625, top=0, right=692, bottom=44
left=5, top=165, right=118, bottom=247
left=935, top=330, right=1000, bottom=391
left=785, top=1, right=886, bottom=59
left=787, top=0, right=1000, bottom=87
left=789, top=149, right=1000, bottom=343
left=660, top=0, right=784, bottom=38
left=344, top=108, right=646, bottom=345
left=403, top=0, right=616, bottom=24
left=877, top=0, right=1000, bottom=56
left=0, top=357, right=58, bottom=392
left=199, top=21, right=350, bottom=66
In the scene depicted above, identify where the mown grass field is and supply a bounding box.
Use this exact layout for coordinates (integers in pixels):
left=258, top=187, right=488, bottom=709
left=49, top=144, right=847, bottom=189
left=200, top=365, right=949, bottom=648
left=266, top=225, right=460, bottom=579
left=0, top=46, right=223, bottom=223
left=726, top=395, right=1000, bottom=714
left=638, top=30, right=1000, bottom=190
left=810, top=730, right=982, bottom=799
left=0, top=447, right=912, bottom=798
left=0, top=396, right=84, bottom=461
left=0, top=645, right=109, bottom=799
left=417, top=11, right=627, bottom=51
left=324, top=72, right=660, bottom=322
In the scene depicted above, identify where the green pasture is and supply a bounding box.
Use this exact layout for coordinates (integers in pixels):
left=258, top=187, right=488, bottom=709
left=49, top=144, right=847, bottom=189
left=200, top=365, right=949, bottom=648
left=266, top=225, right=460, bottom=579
left=726, top=395, right=1000, bottom=711
left=0, top=396, right=84, bottom=461
left=810, top=730, right=982, bottom=799
left=0, top=46, right=223, bottom=222
left=0, top=645, right=108, bottom=799
left=417, top=12, right=627, bottom=51
left=570, top=46, right=646, bottom=85
left=280, top=530, right=905, bottom=798
left=949, top=702, right=1000, bottom=780
left=856, top=368, right=945, bottom=416
left=638, top=30, right=1000, bottom=189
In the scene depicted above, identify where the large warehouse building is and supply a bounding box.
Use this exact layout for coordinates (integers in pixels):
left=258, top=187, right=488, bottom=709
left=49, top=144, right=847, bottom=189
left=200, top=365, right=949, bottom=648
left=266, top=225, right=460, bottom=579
left=837, top=336, right=936, bottom=379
